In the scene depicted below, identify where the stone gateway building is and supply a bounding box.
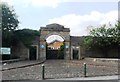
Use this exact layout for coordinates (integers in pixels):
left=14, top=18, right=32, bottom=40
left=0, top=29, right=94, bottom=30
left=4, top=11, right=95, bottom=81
left=12, top=23, right=119, bottom=60
left=39, top=23, right=82, bottom=60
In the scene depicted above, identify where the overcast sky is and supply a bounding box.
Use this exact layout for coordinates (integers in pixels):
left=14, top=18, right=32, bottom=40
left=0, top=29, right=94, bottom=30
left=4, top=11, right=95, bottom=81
left=2, top=0, right=119, bottom=36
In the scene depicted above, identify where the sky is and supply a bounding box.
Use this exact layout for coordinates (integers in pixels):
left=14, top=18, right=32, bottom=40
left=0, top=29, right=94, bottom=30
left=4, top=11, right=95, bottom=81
left=46, top=35, right=64, bottom=43
left=1, top=0, right=119, bottom=38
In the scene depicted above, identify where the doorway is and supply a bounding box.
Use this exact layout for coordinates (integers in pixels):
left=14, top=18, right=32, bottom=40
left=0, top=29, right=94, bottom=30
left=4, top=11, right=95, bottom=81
left=46, top=43, right=65, bottom=59
left=46, top=35, right=65, bottom=59
left=29, top=46, right=37, bottom=60
left=73, top=49, right=79, bottom=59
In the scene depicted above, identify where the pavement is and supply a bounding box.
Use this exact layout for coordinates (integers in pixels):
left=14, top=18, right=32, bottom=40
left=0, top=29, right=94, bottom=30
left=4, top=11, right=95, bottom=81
left=52, top=75, right=119, bottom=80
left=1, top=59, right=46, bottom=71
left=3, top=75, right=119, bottom=82
left=2, top=80, right=119, bottom=82
left=1, top=59, right=119, bottom=80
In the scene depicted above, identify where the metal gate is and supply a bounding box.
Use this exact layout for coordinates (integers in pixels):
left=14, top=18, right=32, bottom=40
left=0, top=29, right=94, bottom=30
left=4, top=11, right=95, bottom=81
left=46, top=49, right=59, bottom=59
left=29, top=46, right=37, bottom=60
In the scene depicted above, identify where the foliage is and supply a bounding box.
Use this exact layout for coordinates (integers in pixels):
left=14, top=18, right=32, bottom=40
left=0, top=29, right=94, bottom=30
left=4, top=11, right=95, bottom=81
left=114, top=21, right=120, bottom=45
left=84, top=22, right=120, bottom=57
left=84, top=25, right=109, bottom=48
left=15, top=29, right=40, bottom=48
left=83, top=36, right=93, bottom=49
left=1, top=3, right=19, bottom=31
left=1, top=2, right=19, bottom=47
left=1, top=3, right=40, bottom=60
left=1, top=2, right=40, bottom=48
left=57, top=44, right=64, bottom=59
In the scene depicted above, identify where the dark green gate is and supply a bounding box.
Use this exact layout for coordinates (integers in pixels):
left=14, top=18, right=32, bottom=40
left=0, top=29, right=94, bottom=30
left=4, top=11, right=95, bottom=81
left=46, top=49, right=64, bottom=59
left=46, top=49, right=58, bottom=59
left=73, top=49, right=79, bottom=59
left=29, top=46, right=37, bottom=60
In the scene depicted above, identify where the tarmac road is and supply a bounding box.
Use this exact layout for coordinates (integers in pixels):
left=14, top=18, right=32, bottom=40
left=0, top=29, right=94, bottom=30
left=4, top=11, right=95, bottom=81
left=2, top=80, right=119, bottom=82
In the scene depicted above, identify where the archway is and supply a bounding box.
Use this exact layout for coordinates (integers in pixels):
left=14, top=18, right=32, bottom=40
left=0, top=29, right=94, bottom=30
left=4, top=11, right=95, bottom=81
left=39, top=23, right=71, bottom=60
left=46, top=35, right=64, bottom=59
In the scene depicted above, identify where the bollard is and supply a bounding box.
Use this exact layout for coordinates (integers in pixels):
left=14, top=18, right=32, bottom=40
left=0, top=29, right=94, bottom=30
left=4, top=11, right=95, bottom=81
left=42, top=64, right=45, bottom=80
left=83, top=63, right=87, bottom=77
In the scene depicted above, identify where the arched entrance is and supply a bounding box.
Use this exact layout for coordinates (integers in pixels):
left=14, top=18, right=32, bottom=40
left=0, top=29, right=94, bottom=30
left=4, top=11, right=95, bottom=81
left=46, top=35, right=64, bottom=59
left=39, top=23, right=71, bottom=60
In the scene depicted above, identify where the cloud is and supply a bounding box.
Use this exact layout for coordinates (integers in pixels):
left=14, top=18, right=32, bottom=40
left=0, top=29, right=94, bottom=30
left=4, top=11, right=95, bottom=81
left=24, top=0, right=62, bottom=8
left=1, top=0, right=64, bottom=8
left=2, top=0, right=118, bottom=8
left=48, top=10, right=118, bottom=36
left=63, top=0, right=118, bottom=2
left=1, top=0, right=14, bottom=6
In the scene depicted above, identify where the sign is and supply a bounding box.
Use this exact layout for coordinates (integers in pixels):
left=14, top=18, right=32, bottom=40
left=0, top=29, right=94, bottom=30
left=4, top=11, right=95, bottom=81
left=41, top=45, right=45, bottom=48
left=0, top=47, right=11, bottom=55
left=65, top=45, right=69, bottom=49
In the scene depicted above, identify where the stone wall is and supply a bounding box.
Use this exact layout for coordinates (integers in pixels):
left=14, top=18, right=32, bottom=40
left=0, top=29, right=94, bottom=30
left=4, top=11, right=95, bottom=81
left=12, top=42, right=29, bottom=59
left=84, top=46, right=119, bottom=58
left=70, top=36, right=119, bottom=58
left=12, top=36, right=40, bottom=60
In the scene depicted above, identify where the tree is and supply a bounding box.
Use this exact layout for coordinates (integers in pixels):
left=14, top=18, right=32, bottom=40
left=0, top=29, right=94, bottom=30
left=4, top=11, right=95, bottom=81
left=84, top=23, right=119, bottom=57
left=1, top=2, right=19, bottom=47
left=14, top=29, right=40, bottom=47
left=57, top=44, right=64, bottom=59
left=114, top=21, right=120, bottom=45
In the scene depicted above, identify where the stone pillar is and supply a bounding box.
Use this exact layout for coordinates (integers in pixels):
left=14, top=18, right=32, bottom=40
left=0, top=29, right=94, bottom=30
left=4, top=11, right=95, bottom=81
left=71, top=46, right=73, bottom=60
left=64, top=41, right=70, bottom=60
left=39, top=40, right=46, bottom=60
left=78, top=46, right=81, bottom=60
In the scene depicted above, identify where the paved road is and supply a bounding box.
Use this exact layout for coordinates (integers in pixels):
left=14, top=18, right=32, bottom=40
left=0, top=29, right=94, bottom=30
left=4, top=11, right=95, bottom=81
left=2, top=80, right=119, bottom=82
left=2, top=59, right=45, bottom=71
left=2, top=60, right=119, bottom=80
left=53, top=75, right=119, bottom=80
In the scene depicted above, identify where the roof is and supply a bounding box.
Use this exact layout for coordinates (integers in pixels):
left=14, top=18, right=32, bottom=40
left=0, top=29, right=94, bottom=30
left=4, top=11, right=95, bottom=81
left=48, top=39, right=63, bottom=44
